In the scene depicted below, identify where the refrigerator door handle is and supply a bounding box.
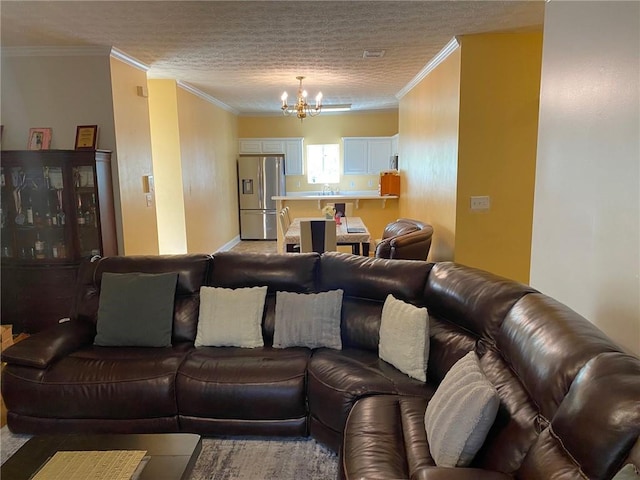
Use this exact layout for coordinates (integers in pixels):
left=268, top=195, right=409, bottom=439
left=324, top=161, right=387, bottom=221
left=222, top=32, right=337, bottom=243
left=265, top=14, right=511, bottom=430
left=257, top=161, right=264, bottom=209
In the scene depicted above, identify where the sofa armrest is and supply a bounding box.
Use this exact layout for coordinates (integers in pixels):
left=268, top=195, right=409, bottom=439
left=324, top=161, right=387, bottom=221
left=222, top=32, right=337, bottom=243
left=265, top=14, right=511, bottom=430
left=388, top=229, right=429, bottom=248
left=1, top=320, right=96, bottom=368
left=413, top=467, right=513, bottom=480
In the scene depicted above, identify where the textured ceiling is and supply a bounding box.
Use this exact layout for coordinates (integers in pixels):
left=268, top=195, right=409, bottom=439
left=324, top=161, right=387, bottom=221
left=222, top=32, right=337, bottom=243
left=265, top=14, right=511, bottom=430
left=0, top=1, right=544, bottom=114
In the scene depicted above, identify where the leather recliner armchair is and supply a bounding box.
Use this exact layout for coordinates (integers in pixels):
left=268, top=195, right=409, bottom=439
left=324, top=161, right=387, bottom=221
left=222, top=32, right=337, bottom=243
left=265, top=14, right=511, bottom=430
left=374, top=218, right=433, bottom=260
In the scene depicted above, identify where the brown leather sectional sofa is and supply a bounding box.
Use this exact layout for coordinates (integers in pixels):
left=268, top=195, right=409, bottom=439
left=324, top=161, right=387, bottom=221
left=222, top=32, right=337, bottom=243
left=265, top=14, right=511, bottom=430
left=2, top=252, right=638, bottom=479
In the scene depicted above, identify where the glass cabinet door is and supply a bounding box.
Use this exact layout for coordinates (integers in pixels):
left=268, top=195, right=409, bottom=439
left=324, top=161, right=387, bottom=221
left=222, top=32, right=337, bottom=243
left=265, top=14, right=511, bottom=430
left=72, top=165, right=101, bottom=258
left=4, top=164, right=69, bottom=261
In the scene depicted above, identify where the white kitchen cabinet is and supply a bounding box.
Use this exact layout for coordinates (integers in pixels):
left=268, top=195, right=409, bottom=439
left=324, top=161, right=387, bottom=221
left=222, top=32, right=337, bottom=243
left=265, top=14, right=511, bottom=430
left=261, top=140, right=285, bottom=154
left=284, top=139, right=303, bottom=175
left=343, top=138, right=368, bottom=174
left=368, top=138, right=393, bottom=174
left=238, top=139, right=262, bottom=154
left=238, top=138, right=303, bottom=176
left=391, top=134, right=399, bottom=156
left=343, top=137, right=394, bottom=175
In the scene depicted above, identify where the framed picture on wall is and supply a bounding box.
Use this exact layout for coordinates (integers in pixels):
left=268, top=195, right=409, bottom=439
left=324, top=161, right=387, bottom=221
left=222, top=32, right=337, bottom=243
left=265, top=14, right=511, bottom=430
left=27, top=128, right=52, bottom=150
left=75, top=125, right=98, bottom=150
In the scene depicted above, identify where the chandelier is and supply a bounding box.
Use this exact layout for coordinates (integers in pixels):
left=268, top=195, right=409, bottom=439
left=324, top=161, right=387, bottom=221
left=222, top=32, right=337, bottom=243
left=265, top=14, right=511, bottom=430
left=281, top=76, right=322, bottom=121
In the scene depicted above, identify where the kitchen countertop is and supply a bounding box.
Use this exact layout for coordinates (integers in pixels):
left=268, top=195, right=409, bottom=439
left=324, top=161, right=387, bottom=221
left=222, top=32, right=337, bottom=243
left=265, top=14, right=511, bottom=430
left=272, top=191, right=398, bottom=208
left=272, top=191, right=398, bottom=200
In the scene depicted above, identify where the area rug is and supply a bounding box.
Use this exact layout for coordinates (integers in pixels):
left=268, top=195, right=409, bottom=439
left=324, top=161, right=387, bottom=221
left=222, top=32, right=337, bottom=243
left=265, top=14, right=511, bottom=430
left=1, top=426, right=338, bottom=479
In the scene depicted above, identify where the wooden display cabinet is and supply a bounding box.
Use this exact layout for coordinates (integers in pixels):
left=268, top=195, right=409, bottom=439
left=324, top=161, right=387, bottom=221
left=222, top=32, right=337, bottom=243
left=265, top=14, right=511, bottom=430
left=1, top=150, right=117, bottom=333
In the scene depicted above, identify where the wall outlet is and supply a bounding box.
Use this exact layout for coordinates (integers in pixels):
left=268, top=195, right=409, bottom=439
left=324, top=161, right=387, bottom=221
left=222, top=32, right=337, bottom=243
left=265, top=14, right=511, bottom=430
left=350, top=181, right=355, bottom=188
left=368, top=180, right=373, bottom=187
left=470, top=195, right=490, bottom=211
left=296, top=181, right=301, bottom=188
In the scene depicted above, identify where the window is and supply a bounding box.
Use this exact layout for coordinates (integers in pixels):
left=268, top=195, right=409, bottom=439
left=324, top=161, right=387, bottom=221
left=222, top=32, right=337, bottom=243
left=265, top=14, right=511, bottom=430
left=307, top=144, right=339, bottom=184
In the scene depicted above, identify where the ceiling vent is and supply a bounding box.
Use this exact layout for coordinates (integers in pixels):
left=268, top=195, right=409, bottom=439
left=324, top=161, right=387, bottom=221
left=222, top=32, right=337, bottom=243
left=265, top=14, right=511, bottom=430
left=363, top=49, right=386, bottom=59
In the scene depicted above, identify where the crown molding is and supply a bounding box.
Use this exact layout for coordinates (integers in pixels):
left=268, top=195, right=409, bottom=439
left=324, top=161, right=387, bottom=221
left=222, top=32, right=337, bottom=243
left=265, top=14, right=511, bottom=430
left=1, top=46, right=111, bottom=57
left=177, top=81, right=238, bottom=115
left=396, top=36, right=460, bottom=99
left=109, top=47, right=149, bottom=72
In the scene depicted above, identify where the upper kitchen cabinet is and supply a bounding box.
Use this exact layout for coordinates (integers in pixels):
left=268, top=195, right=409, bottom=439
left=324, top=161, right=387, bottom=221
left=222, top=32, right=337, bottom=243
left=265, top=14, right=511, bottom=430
left=343, top=136, right=394, bottom=175
left=1, top=149, right=117, bottom=333
left=238, top=138, right=303, bottom=176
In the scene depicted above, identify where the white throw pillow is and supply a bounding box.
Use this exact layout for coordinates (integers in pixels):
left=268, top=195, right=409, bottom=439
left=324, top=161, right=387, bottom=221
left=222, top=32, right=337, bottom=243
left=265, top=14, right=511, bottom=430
left=195, top=286, right=267, bottom=348
left=424, top=351, right=500, bottom=467
left=273, top=290, right=343, bottom=349
left=378, top=294, right=429, bottom=382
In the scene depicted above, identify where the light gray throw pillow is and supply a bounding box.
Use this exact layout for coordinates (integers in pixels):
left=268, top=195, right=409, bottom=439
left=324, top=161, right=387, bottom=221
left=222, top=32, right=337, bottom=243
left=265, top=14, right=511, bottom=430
left=195, top=286, right=267, bottom=348
left=273, top=290, right=343, bottom=349
left=378, top=294, right=429, bottom=382
left=424, top=351, right=500, bottom=467
left=613, top=465, right=640, bottom=480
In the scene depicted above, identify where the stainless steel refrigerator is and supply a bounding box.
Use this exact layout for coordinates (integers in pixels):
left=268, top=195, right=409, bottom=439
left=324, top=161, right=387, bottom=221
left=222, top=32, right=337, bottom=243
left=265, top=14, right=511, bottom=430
left=238, top=155, right=286, bottom=240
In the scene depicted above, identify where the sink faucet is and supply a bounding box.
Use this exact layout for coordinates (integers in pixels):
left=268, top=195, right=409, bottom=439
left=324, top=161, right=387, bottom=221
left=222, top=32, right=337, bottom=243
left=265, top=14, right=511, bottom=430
left=322, top=184, right=332, bottom=195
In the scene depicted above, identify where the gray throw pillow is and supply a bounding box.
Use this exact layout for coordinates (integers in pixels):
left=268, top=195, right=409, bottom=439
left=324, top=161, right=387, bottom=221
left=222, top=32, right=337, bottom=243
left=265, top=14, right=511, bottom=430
left=613, top=465, right=640, bottom=480
left=424, top=351, right=500, bottom=467
left=94, top=272, right=178, bottom=347
left=273, top=290, right=343, bottom=349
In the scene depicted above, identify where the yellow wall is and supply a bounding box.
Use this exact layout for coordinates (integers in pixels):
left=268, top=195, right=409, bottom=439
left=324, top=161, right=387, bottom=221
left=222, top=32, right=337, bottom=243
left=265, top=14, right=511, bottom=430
left=238, top=111, right=399, bottom=194
left=176, top=87, right=238, bottom=253
left=398, top=48, right=462, bottom=262
left=147, top=80, right=188, bottom=254
left=455, top=33, right=542, bottom=282
left=109, top=57, right=159, bottom=255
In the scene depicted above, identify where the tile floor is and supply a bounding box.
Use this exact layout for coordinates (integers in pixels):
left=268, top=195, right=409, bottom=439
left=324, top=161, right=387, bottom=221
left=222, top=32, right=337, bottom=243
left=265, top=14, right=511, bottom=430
left=229, top=241, right=278, bottom=254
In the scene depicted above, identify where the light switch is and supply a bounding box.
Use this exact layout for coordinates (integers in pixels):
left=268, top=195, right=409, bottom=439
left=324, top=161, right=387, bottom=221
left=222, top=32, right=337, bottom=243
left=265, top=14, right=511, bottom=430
left=470, top=195, right=490, bottom=211
left=145, top=193, right=153, bottom=207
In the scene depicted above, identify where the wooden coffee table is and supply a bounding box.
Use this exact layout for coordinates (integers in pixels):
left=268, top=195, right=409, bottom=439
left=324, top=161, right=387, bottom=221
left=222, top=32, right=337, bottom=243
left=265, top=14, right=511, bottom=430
left=1, top=433, right=202, bottom=480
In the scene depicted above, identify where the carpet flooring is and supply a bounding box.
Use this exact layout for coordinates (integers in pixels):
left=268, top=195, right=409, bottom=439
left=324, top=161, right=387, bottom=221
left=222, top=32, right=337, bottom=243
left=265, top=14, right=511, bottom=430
left=0, top=427, right=338, bottom=479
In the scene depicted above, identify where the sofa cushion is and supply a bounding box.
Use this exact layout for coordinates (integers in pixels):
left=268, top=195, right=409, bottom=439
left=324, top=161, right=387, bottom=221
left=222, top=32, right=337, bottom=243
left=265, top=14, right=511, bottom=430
left=379, top=294, right=429, bottom=381
left=308, top=348, right=434, bottom=452
left=176, top=347, right=310, bottom=423
left=2, top=345, right=192, bottom=420
left=94, top=272, right=177, bottom=347
left=273, top=290, right=343, bottom=349
left=425, top=351, right=500, bottom=467
left=383, top=221, right=419, bottom=239
left=195, top=286, right=267, bottom=348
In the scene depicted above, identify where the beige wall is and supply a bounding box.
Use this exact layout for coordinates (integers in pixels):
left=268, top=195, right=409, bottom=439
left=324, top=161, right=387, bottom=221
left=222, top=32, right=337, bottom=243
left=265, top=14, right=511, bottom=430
left=110, top=57, right=159, bottom=255
left=238, top=111, right=398, bottom=194
left=0, top=53, right=116, bottom=151
left=398, top=48, right=461, bottom=262
left=531, top=2, right=639, bottom=355
left=177, top=87, right=238, bottom=253
left=0, top=52, right=124, bottom=251
left=455, top=33, right=542, bottom=283
left=148, top=79, right=188, bottom=254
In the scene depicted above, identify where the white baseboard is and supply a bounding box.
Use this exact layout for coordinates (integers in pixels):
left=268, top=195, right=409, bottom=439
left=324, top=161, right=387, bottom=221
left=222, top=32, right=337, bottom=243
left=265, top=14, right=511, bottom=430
left=216, top=236, right=241, bottom=252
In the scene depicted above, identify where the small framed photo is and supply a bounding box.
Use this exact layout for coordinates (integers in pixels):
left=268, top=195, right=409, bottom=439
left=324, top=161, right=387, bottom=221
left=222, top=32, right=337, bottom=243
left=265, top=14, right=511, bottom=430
left=75, top=125, right=98, bottom=150
left=27, top=128, right=52, bottom=150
